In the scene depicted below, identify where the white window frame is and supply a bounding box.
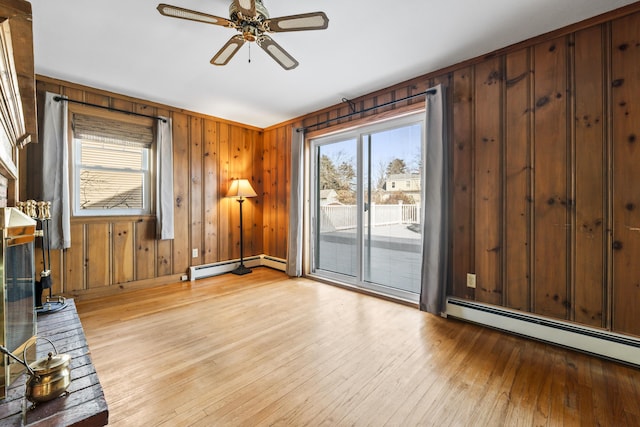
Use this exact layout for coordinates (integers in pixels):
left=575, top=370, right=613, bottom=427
left=70, top=109, right=153, bottom=217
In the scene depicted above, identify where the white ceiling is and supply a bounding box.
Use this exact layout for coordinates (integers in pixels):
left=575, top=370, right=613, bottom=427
left=30, top=0, right=637, bottom=128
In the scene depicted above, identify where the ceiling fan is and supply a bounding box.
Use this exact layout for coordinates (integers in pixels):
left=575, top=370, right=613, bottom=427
left=157, top=0, right=329, bottom=70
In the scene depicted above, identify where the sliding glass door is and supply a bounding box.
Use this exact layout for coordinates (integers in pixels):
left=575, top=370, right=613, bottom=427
left=311, top=114, right=424, bottom=301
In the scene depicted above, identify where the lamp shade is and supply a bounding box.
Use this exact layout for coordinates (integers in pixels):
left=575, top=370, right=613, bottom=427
left=226, top=179, right=257, bottom=198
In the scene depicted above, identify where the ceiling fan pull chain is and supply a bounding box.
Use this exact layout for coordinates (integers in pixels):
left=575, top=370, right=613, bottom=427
left=248, top=42, right=251, bottom=64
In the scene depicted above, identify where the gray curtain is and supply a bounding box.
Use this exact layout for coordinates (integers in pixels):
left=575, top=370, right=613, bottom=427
left=42, top=92, right=71, bottom=249
left=419, top=84, right=449, bottom=315
left=286, top=127, right=304, bottom=276
left=156, top=117, right=174, bottom=240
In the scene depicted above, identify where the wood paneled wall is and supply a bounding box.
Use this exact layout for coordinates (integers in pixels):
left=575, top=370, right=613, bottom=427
left=261, top=126, right=291, bottom=260
left=449, top=12, right=640, bottom=337
left=265, top=5, right=640, bottom=337
left=26, top=77, right=263, bottom=299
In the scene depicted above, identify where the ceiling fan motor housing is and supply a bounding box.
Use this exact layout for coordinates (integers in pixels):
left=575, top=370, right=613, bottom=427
left=229, top=0, right=269, bottom=41
left=229, top=0, right=269, bottom=22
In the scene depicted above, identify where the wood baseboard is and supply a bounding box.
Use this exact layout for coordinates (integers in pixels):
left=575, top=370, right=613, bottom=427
left=65, top=255, right=287, bottom=302
left=65, top=273, right=184, bottom=302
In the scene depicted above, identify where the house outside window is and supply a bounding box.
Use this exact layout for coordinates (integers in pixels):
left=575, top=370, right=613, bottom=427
left=384, top=173, right=422, bottom=203
left=71, top=110, right=153, bottom=216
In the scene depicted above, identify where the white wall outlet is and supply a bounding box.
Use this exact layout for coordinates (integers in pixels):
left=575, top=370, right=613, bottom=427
left=181, top=274, right=188, bottom=281
left=467, top=273, right=476, bottom=288
left=192, top=248, right=198, bottom=258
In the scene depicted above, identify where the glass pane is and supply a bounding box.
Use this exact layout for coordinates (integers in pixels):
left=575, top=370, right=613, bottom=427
left=364, top=123, right=422, bottom=293
left=79, top=169, right=144, bottom=210
left=316, top=138, right=358, bottom=278
left=5, top=242, right=35, bottom=352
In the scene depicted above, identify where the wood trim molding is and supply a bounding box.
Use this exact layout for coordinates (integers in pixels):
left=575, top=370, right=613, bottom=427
left=36, top=75, right=264, bottom=132
left=66, top=273, right=185, bottom=302
left=304, top=102, right=425, bottom=139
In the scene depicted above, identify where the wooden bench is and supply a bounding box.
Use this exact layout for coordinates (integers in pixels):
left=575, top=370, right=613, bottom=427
left=0, top=299, right=108, bottom=426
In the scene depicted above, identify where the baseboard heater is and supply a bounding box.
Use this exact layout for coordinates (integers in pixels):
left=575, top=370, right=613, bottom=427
left=446, top=297, right=640, bottom=367
left=189, top=255, right=287, bottom=281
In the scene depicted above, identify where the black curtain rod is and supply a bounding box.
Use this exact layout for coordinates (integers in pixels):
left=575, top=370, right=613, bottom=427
left=53, top=96, right=167, bottom=123
left=299, top=88, right=437, bottom=132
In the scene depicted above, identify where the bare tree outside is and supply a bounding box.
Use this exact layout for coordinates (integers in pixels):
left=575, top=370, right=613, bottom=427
left=319, top=151, right=356, bottom=204
left=79, top=170, right=143, bottom=210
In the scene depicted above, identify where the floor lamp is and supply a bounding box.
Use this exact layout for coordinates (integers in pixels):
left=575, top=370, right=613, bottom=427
left=226, top=179, right=257, bottom=275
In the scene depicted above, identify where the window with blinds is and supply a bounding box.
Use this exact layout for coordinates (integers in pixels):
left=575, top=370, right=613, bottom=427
left=71, top=111, right=153, bottom=216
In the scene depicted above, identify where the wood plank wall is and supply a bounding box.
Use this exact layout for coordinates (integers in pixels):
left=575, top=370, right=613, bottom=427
left=25, top=77, right=263, bottom=299
left=261, top=126, right=290, bottom=260
left=265, top=5, right=640, bottom=338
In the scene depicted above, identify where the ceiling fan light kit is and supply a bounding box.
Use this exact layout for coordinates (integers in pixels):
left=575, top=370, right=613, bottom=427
left=157, top=0, right=329, bottom=70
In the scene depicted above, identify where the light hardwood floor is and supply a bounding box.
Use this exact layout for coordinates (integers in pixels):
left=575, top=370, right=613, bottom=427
left=76, top=268, right=640, bottom=426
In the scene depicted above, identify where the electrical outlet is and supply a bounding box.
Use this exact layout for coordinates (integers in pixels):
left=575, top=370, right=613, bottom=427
left=467, top=273, right=476, bottom=288
left=192, top=248, right=198, bottom=258
left=181, top=274, right=188, bottom=281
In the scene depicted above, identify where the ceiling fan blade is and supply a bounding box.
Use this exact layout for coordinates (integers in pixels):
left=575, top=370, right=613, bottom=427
left=233, top=0, right=256, bottom=17
left=257, top=35, right=299, bottom=70
left=157, top=4, right=232, bottom=27
left=267, top=12, right=329, bottom=32
left=211, top=35, right=246, bottom=66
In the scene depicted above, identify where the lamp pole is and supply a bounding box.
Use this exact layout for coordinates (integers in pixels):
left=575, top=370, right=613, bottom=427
left=232, top=196, right=251, bottom=275
left=227, top=178, right=257, bottom=275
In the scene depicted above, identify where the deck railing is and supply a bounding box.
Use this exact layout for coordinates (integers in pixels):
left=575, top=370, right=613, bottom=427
left=320, top=204, right=420, bottom=231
